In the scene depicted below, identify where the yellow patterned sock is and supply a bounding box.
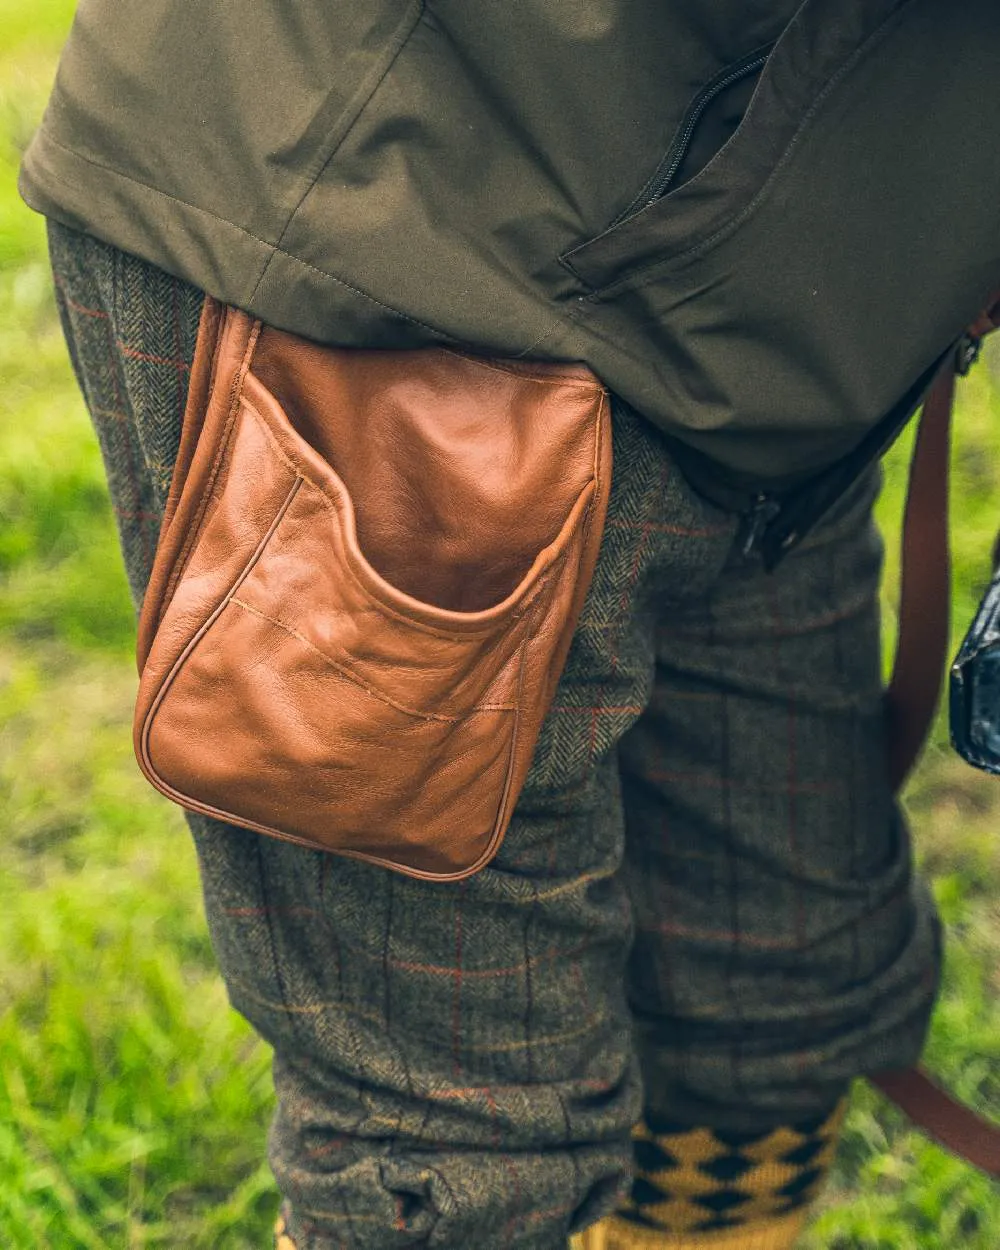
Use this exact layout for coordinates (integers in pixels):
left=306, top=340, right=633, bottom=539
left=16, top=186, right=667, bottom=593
left=274, top=1205, right=297, bottom=1250
left=571, top=1100, right=846, bottom=1250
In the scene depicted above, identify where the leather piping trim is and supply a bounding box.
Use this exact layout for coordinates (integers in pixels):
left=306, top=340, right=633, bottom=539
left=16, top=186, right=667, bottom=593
left=136, top=471, right=520, bottom=881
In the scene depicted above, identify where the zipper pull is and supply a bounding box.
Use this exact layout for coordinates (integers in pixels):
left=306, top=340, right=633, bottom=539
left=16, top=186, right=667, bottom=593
left=740, top=493, right=781, bottom=559
left=955, top=331, right=983, bottom=376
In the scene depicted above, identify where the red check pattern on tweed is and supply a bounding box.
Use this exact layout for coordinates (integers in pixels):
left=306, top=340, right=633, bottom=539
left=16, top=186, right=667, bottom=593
left=49, top=219, right=941, bottom=1250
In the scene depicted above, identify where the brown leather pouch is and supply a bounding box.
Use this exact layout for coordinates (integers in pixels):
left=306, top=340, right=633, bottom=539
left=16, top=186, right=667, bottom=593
left=133, top=300, right=611, bottom=879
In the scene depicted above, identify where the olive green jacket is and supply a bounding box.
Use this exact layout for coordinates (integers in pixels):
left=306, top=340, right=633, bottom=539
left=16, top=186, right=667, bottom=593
left=20, top=0, right=1000, bottom=512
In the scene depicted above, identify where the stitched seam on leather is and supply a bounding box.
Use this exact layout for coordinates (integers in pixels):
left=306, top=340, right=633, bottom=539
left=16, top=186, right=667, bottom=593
left=241, top=398, right=570, bottom=640
left=128, top=766, right=396, bottom=862
left=158, top=297, right=223, bottom=541
left=438, top=347, right=605, bottom=392
left=134, top=774, right=481, bottom=873
left=229, top=595, right=516, bottom=722
left=593, top=391, right=606, bottom=486
left=140, top=478, right=303, bottom=776
left=162, top=317, right=262, bottom=607
left=573, top=391, right=606, bottom=554
left=491, top=627, right=529, bottom=842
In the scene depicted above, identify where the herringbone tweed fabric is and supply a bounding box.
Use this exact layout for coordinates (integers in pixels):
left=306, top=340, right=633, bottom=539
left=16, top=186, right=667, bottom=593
left=48, top=219, right=941, bottom=1250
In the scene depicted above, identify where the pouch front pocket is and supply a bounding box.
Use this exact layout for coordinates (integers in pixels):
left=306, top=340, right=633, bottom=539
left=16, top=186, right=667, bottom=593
left=134, top=305, right=611, bottom=879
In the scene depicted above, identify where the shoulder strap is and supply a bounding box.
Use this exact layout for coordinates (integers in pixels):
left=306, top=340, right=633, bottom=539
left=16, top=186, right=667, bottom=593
left=874, top=326, right=1000, bottom=1180
left=869, top=1065, right=1000, bottom=1180
left=883, top=361, right=955, bottom=794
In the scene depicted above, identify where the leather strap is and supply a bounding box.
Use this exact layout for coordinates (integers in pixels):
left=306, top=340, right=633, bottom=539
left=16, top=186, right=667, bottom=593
left=883, top=363, right=954, bottom=794
left=872, top=330, right=1000, bottom=1180
left=869, top=1065, right=1000, bottom=1180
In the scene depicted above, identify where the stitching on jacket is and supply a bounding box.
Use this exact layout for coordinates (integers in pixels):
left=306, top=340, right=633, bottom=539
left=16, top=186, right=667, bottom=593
left=251, top=0, right=428, bottom=302
left=272, top=250, right=463, bottom=340
left=581, top=0, right=919, bottom=298
left=35, top=132, right=458, bottom=340
left=438, top=347, right=605, bottom=391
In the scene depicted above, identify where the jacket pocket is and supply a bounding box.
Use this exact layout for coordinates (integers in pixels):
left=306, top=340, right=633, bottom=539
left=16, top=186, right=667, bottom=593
left=606, top=45, right=772, bottom=232
left=133, top=307, right=611, bottom=880
left=560, top=0, right=912, bottom=293
left=550, top=0, right=1000, bottom=497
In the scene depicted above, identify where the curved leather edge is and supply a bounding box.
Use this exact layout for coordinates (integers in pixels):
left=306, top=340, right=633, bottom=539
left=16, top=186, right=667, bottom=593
left=136, top=302, right=258, bottom=670
left=133, top=305, right=613, bottom=879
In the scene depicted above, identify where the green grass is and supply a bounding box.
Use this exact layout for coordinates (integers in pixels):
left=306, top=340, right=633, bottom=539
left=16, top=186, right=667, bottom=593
left=1, top=4, right=998, bottom=1246
left=1, top=5, right=275, bottom=1246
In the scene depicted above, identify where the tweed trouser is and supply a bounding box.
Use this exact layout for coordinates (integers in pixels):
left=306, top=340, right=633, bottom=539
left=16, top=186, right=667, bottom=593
left=48, top=220, right=942, bottom=1249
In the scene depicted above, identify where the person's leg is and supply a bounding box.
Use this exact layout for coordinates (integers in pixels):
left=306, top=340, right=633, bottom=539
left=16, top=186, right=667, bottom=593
left=592, top=468, right=943, bottom=1249
left=237, top=416, right=736, bottom=1250
left=47, top=219, right=744, bottom=1249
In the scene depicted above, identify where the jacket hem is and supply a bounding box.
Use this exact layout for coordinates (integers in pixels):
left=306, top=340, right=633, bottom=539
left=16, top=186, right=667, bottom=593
left=18, top=128, right=454, bottom=348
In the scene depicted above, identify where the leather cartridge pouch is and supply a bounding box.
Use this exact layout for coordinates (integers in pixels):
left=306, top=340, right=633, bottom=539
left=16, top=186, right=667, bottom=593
left=133, top=300, right=612, bottom=880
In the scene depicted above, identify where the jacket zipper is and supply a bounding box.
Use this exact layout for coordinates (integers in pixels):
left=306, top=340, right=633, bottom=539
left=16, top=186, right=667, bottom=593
left=740, top=494, right=782, bottom=559
left=740, top=339, right=970, bottom=569
left=644, top=50, right=771, bottom=206
left=612, top=46, right=772, bottom=228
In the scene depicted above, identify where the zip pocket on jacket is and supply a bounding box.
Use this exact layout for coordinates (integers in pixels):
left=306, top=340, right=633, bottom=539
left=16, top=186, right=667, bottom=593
left=559, top=0, right=910, bottom=293
left=609, top=46, right=773, bottom=230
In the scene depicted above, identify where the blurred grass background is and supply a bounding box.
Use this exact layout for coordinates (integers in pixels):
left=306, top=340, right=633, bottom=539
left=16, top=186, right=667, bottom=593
left=1, top=2, right=998, bottom=1246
